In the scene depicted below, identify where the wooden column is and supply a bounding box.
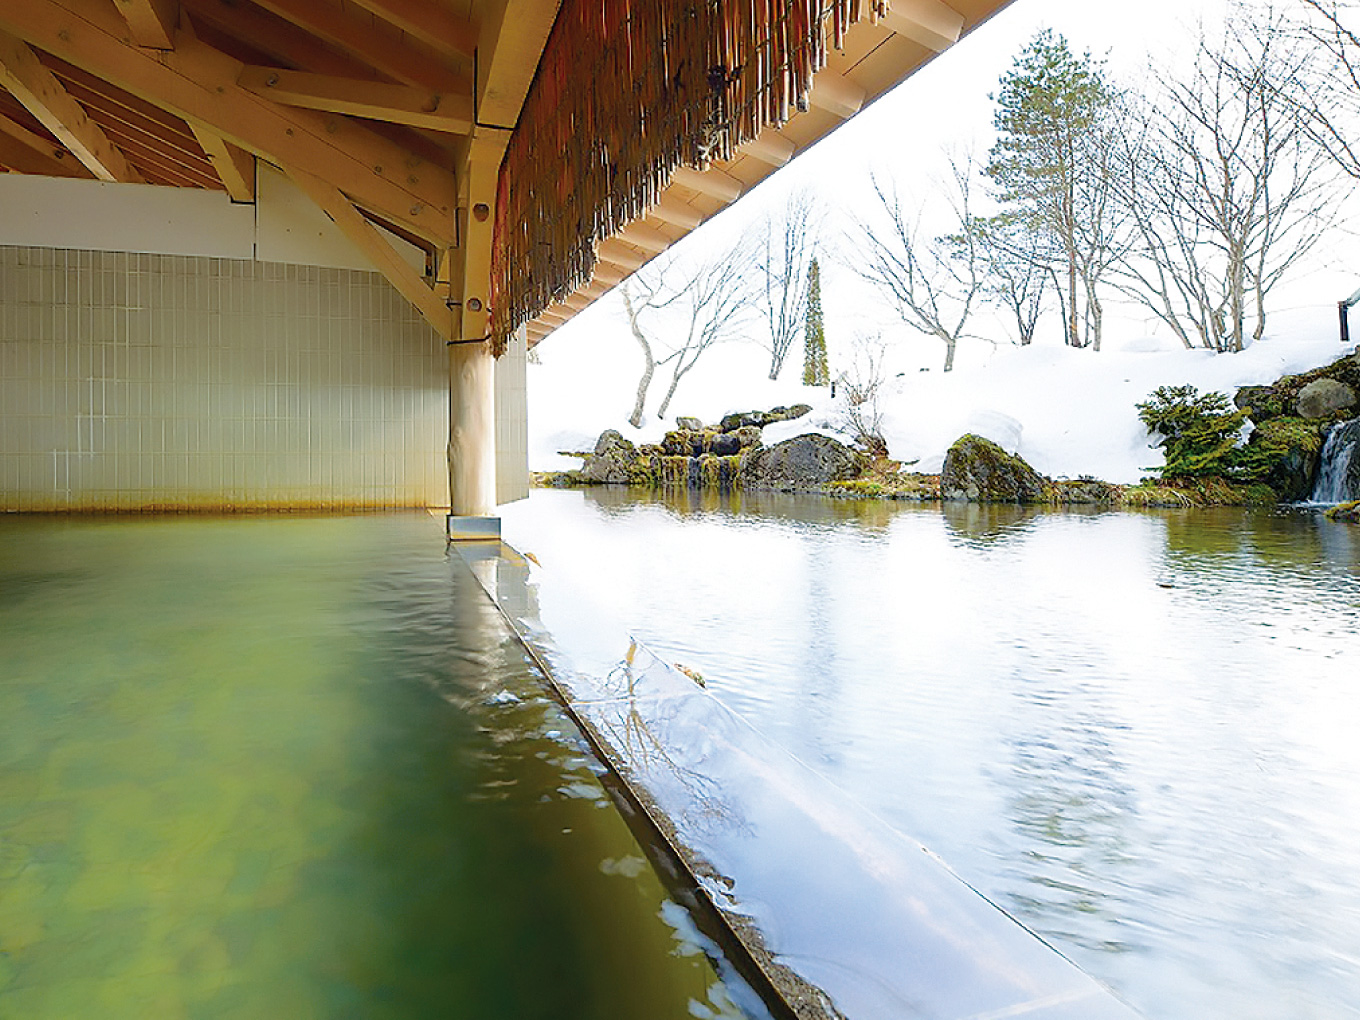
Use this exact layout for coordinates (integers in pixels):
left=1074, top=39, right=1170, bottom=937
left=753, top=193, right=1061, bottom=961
left=447, top=339, right=497, bottom=536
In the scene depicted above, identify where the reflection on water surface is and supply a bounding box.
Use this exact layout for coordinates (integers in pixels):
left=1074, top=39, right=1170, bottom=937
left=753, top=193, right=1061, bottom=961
left=504, top=489, right=1360, bottom=1020
left=0, top=513, right=758, bottom=1020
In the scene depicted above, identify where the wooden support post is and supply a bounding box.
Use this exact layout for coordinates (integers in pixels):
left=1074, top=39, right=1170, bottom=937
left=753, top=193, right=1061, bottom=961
left=448, top=339, right=497, bottom=533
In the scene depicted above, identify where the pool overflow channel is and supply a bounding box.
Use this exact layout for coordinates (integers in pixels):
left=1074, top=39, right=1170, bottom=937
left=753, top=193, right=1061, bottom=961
left=450, top=539, right=1145, bottom=1020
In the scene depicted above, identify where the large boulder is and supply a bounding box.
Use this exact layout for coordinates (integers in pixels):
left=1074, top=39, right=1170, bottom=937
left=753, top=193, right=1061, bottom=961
left=718, top=404, right=812, bottom=433
left=742, top=434, right=864, bottom=490
left=580, top=429, right=637, bottom=484
left=1296, top=378, right=1357, bottom=420
left=941, top=434, right=1047, bottom=503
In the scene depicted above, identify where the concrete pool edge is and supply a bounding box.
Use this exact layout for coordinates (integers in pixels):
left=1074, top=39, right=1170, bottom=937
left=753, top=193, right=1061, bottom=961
left=453, top=540, right=1145, bottom=1020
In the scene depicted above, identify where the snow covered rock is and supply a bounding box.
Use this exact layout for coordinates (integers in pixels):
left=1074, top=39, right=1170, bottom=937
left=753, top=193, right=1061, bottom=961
left=941, top=434, right=1048, bottom=504
left=742, top=434, right=864, bottom=491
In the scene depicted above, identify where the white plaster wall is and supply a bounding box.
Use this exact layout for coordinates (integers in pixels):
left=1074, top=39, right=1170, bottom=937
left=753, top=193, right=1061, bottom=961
left=0, top=245, right=447, bottom=510
left=0, top=175, right=254, bottom=258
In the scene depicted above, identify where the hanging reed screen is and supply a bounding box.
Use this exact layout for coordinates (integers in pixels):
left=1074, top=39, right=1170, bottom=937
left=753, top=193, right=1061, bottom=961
left=490, top=0, right=888, bottom=352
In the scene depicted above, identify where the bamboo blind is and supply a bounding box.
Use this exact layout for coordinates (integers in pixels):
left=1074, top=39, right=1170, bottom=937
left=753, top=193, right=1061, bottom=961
left=489, top=0, right=889, bottom=353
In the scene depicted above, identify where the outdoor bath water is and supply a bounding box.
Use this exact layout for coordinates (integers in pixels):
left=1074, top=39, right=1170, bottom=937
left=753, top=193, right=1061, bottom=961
left=0, top=513, right=762, bottom=1020
left=503, top=489, right=1360, bottom=1020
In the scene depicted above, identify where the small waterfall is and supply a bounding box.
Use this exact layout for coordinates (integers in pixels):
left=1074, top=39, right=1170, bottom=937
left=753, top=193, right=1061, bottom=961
left=1310, top=418, right=1360, bottom=503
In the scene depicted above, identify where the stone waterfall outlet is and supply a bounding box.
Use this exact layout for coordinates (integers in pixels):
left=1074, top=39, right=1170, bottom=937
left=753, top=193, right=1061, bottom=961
left=1311, top=418, right=1360, bottom=503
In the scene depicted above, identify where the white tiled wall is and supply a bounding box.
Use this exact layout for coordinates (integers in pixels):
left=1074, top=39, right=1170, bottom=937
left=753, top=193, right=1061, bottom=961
left=0, top=245, right=448, bottom=510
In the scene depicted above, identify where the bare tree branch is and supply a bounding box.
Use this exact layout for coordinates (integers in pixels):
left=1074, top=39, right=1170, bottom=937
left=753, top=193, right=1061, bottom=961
left=1113, top=5, right=1335, bottom=352
left=756, top=189, right=821, bottom=380
left=844, top=157, right=984, bottom=372
left=621, top=239, right=759, bottom=425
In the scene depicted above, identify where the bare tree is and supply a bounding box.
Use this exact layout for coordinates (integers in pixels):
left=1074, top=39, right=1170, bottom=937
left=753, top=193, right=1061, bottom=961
left=1295, top=0, right=1360, bottom=176
left=756, top=189, right=820, bottom=380
left=621, top=239, right=758, bottom=426
left=846, top=159, right=984, bottom=372
left=1115, top=8, right=1333, bottom=352
left=831, top=332, right=892, bottom=456
left=971, top=215, right=1048, bottom=345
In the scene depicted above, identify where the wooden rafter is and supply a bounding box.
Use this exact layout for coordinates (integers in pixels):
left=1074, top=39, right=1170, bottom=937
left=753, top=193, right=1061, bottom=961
left=246, top=0, right=469, bottom=96
left=181, top=0, right=380, bottom=80
left=884, top=0, right=965, bottom=53
left=288, top=165, right=452, bottom=342
left=0, top=0, right=457, bottom=244
left=0, top=114, right=91, bottom=176
left=57, top=76, right=210, bottom=166
left=342, top=0, right=476, bottom=65
left=237, top=65, right=472, bottom=134
left=0, top=30, right=142, bottom=182
left=113, top=0, right=178, bottom=50
left=187, top=120, right=253, bottom=201
left=475, top=0, right=561, bottom=129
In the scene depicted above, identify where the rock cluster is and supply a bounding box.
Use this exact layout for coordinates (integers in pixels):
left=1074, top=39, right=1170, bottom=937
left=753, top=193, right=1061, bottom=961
left=566, top=405, right=863, bottom=492
left=1233, top=352, right=1360, bottom=501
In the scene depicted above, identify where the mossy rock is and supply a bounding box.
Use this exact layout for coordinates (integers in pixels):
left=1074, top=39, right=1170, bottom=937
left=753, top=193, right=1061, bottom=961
left=1242, top=416, right=1326, bottom=501
left=718, top=404, right=813, bottom=433
left=1045, top=478, right=1123, bottom=504
left=1325, top=500, right=1360, bottom=523
left=1239, top=352, right=1360, bottom=424
left=742, top=434, right=864, bottom=491
left=531, top=470, right=588, bottom=488
left=941, top=434, right=1047, bottom=503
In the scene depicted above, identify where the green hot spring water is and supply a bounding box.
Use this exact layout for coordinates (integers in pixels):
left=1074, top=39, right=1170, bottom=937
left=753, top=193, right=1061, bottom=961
left=0, top=513, right=758, bottom=1020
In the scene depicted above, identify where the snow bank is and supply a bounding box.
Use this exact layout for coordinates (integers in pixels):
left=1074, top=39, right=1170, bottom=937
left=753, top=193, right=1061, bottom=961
left=528, top=303, right=1353, bottom=485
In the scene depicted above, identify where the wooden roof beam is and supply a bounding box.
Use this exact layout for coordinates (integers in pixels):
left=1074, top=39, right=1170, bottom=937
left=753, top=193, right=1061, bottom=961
left=188, top=120, right=253, bottom=201
left=247, top=0, right=468, bottom=97
left=0, top=30, right=142, bottom=181
left=616, top=222, right=670, bottom=254
left=649, top=196, right=704, bottom=230
left=113, top=0, right=178, bottom=50
left=596, top=240, right=647, bottom=272
left=883, top=0, right=965, bottom=53
left=808, top=72, right=866, bottom=119
left=590, top=262, right=626, bottom=287
left=289, top=165, right=453, bottom=341
left=475, top=0, right=560, bottom=129
left=343, top=0, right=476, bottom=65
left=238, top=65, right=472, bottom=134
left=738, top=130, right=795, bottom=168
left=0, top=0, right=456, bottom=245
left=181, top=0, right=378, bottom=80
left=0, top=119, right=91, bottom=176
left=671, top=165, right=742, bottom=203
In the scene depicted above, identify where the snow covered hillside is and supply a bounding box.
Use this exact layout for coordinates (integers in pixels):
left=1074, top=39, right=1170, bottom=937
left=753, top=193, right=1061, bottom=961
left=527, top=303, right=1355, bottom=485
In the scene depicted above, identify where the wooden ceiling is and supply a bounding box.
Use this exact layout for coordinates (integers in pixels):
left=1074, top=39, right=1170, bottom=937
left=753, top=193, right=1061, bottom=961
left=0, top=0, right=1016, bottom=347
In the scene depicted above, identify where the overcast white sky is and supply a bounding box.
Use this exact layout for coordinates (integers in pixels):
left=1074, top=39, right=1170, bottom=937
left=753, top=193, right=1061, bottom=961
left=541, top=0, right=1357, bottom=363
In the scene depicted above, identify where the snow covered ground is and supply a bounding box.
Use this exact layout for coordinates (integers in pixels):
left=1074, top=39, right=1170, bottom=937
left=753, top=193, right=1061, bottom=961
left=527, top=303, right=1356, bottom=486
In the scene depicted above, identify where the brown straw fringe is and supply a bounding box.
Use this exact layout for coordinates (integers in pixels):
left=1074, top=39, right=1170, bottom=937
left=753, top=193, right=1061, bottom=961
left=489, top=0, right=888, bottom=354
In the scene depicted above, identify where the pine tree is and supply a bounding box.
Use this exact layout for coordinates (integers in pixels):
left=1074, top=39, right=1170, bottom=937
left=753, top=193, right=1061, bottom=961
left=987, top=30, right=1118, bottom=350
left=802, top=257, right=829, bottom=386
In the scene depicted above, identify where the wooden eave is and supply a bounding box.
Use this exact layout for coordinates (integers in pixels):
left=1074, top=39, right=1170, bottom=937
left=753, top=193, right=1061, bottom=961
left=524, top=0, right=1016, bottom=347
left=0, top=0, right=1014, bottom=351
